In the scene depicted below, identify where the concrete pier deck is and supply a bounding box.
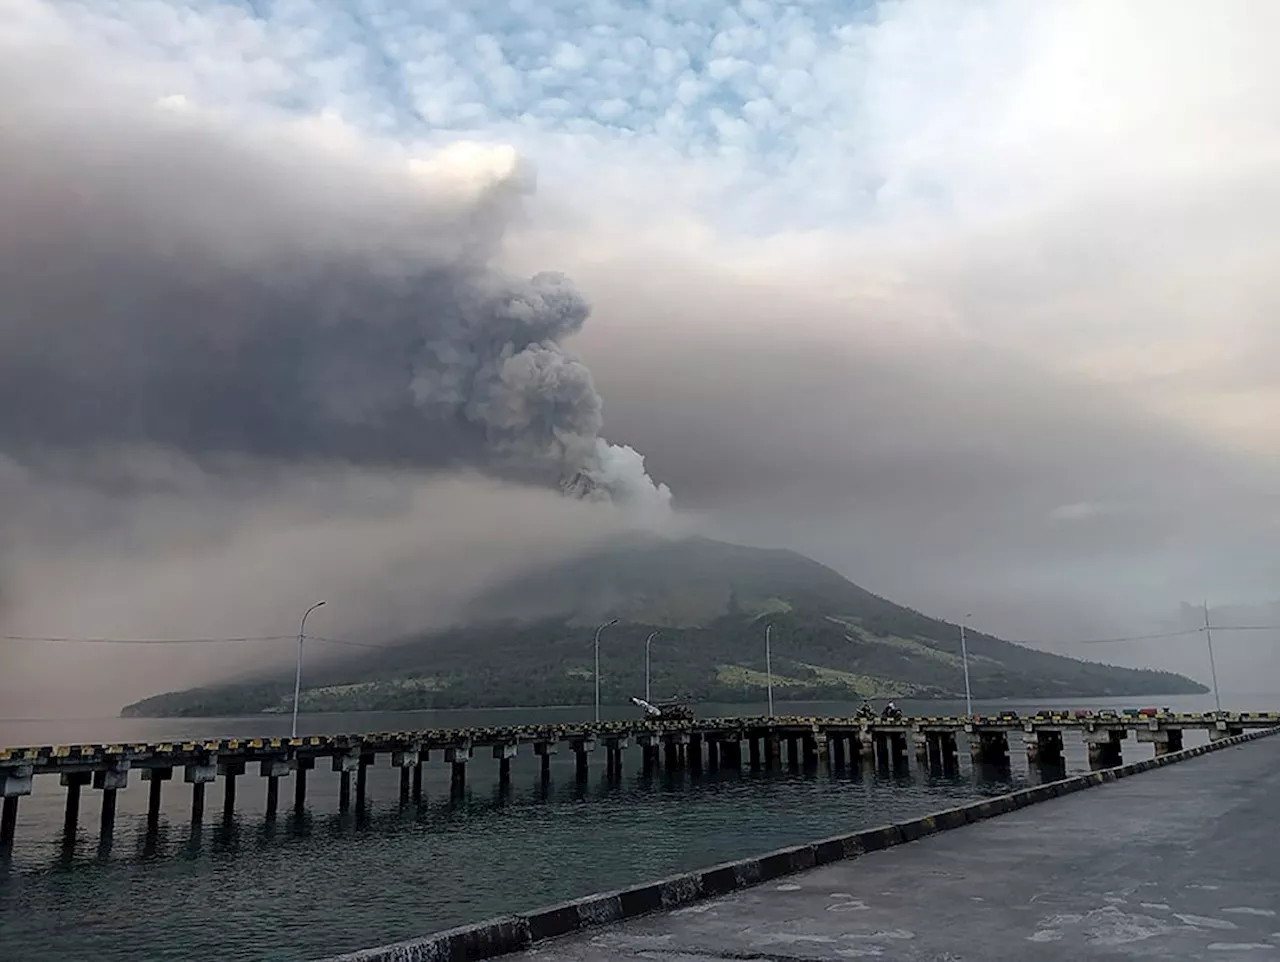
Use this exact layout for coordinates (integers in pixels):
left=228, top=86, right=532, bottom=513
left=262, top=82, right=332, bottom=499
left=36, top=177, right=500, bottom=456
left=515, top=736, right=1280, bottom=961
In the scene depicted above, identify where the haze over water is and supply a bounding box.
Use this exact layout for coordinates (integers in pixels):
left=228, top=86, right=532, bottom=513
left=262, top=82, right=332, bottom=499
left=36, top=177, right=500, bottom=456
left=1, top=693, right=1267, bottom=962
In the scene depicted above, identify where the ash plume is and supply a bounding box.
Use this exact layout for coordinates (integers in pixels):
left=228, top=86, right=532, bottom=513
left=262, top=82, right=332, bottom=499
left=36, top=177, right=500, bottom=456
left=0, top=49, right=671, bottom=513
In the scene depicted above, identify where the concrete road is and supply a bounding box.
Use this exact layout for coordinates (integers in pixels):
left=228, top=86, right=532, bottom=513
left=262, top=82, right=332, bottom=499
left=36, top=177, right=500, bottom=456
left=517, top=736, right=1280, bottom=961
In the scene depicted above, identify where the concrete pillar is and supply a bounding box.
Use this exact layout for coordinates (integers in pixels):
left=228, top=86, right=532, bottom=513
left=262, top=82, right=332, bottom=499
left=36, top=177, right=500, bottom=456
left=535, top=742, right=556, bottom=781
left=1085, top=729, right=1125, bottom=769
left=785, top=735, right=800, bottom=769
left=748, top=736, right=762, bottom=769
left=412, top=759, right=424, bottom=801
left=260, top=758, right=291, bottom=821
left=393, top=750, right=420, bottom=805
left=492, top=743, right=516, bottom=785
left=445, top=746, right=471, bottom=791
left=352, top=753, right=372, bottom=811
left=185, top=761, right=216, bottom=824
left=706, top=738, right=720, bottom=772
left=141, top=767, right=172, bottom=827
left=689, top=734, right=704, bottom=774
left=0, top=764, right=34, bottom=850
left=0, top=796, right=17, bottom=852
left=663, top=738, right=680, bottom=770
left=765, top=732, right=781, bottom=770
left=332, top=752, right=358, bottom=813
left=93, top=764, right=130, bottom=838
left=61, top=771, right=90, bottom=838
left=830, top=734, right=847, bottom=769
left=294, top=757, right=314, bottom=814
left=217, top=759, right=244, bottom=820
left=801, top=733, right=819, bottom=769
left=719, top=738, right=742, bottom=770
left=859, top=729, right=875, bottom=762
left=1138, top=725, right=1185, bottom=757
left=969, top=730, right=1010, bottom=765
left=1025, top=729, right=1065, bottom=765
left=913, top=732, right=929, bottom=766
left=570, top=738, right=595, bottom=781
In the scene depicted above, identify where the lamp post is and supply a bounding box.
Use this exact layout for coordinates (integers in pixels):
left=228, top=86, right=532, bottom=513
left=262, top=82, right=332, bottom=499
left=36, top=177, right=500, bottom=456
left=594, top=618, right=618, bottom=723
left=645, top=630, right=659, bottom=703
left=959, top=613, right=973, bottom=718
left=1203, top=601, right=1222, bottom=713
left=292, top=600, right=326, bottom=738
left=765, top=623, right=774, bottom=717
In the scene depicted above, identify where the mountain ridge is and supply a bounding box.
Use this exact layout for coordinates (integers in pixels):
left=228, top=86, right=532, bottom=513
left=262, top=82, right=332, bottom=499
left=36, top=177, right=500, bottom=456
left=121, top=534, right=1207, bottom=717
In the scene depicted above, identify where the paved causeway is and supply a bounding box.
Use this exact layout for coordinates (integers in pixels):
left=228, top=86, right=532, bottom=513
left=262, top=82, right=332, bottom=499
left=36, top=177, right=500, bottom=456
left=517, top=736, right=1280, bottom=961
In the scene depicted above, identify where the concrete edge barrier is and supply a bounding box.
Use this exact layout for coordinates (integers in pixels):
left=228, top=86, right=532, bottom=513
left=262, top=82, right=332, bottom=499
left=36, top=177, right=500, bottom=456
left=320, top=725, right=1279, bottom=962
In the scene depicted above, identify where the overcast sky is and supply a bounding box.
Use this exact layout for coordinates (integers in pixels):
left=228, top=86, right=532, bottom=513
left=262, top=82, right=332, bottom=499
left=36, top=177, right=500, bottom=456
left=2, top=0, right=1278, bottom=717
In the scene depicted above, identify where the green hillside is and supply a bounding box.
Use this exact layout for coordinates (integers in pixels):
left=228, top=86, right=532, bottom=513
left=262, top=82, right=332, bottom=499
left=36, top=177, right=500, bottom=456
left=121, top=535, right=1206, bottom=717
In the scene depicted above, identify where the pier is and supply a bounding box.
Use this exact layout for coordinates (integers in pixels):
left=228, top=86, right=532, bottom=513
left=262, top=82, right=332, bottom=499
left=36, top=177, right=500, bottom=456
left=1, top=710, right=1276, bottom=853
left=491, top=727, right=1280, bottom=962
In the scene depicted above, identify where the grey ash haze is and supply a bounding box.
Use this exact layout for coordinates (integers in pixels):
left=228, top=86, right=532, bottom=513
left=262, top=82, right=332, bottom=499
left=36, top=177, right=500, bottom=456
left=2, top=4, right=1280, bottom=718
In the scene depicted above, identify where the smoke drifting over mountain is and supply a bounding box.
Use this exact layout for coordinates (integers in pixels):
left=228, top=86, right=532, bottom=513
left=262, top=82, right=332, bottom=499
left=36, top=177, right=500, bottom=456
left=0, top=49, right=670, bottom=512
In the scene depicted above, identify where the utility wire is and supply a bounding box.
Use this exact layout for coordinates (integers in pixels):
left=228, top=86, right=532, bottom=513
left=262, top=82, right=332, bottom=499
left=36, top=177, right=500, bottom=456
left=0, top=633, right=292, bottom=645
left=4, top=624, right=1278, bottom=648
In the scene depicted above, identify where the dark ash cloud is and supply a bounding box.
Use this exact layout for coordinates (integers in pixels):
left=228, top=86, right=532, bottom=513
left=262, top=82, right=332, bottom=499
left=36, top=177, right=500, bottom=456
left=0, top=49, right=668, bottom=510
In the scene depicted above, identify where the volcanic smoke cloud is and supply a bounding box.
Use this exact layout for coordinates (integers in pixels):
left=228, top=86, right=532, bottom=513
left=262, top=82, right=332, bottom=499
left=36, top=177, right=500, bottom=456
left=0, top=53, right=671, bottom=512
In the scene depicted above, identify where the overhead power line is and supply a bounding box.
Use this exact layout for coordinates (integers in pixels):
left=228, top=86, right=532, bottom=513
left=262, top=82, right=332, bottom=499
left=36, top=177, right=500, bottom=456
left=1, top=633, right=292, bottom=645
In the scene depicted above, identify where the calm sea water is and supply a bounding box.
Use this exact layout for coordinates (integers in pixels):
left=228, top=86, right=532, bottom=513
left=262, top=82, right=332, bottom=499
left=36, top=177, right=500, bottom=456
left=0, top=692, right=1264, bottom=962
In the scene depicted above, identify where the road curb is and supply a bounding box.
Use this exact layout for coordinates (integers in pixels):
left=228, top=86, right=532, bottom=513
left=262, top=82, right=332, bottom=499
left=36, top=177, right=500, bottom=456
left=319, top=726, right=1279, bottom=962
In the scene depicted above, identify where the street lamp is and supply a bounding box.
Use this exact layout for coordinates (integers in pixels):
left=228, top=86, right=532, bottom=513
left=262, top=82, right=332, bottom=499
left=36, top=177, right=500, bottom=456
left=594, top=618, right=618, bottom=723
left=959, top=613, right=973, bottom=718
left=765, top=623, right=774, bottom=717
left=645, top=630, right=660, bottom=703
left=292, top=600, right=326, bottom=738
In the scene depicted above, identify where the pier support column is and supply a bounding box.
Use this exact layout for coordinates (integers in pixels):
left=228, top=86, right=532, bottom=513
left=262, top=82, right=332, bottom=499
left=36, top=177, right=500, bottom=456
left=570, top=739, right=595, bottom=781
left=412, top=755, right=424, bottom=802
left=184, top=761, right=217, bottom=823
left=705, top=738, right=720, bottom=772
left=535, top=742, right=557, bottom=781
left=93, top=764, right=130, bottom=838
left=332, top=752, right=359, bottom=813
left=859, top=729, right=875, bottom=763
left=393, top=750, right=421, bottom=805
left=294, top=757, right=315, bottom=814
left=718, top=738, right=741, bottom=770
left=0, top=796, right=17, bottom=852
left=61, top=771, right=90, bottom=838
left=748, top=736, right=762, bottom=770
left=356, top=753, right=375, bottom=811
left=1085, top=729, right=1125, bottom=769
left=913, top=732, right=930, bottom=766
left=785, top=735, right=800, bottom=770
left=260, top=758, right=291, bottom=821
left=662, top=733, right=689, bottom=771
left=1139, top=726, right=1184, bottom=757
left=1024, top=729, right=1065, bottom=766
left=0, top=764, right=33, bottom=851
left=801, top=733, right=819, bottom=769
left=764, top=732, right=781, bottom=770
left=830, top=734, right=847, bottom=769
left=141, top=766, right=173, bottom=828
left=491, top=744, right=516, bottom=786
left=445, top=746, right=471, bottom=792
left=969, top=730, right=1011, bottom=766
left=688, top=734, right=704, bottom=774
left=924, top=732, right=959, bottom=772
left=217, top=759, right=245, bottom=821
left=637, top=734, right=658, bottom=775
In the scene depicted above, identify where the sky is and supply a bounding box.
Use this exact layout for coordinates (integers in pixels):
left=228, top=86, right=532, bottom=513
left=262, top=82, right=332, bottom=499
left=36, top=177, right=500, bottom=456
left=1, top=0, right=1278, bottom=716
